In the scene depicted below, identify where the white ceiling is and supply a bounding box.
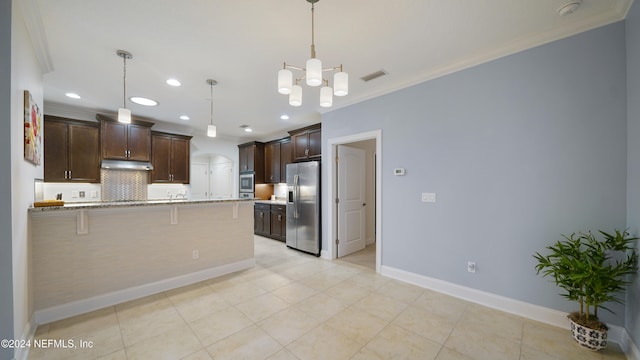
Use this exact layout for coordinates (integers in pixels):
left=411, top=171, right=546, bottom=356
left=31, top=0, right=632, bottom=142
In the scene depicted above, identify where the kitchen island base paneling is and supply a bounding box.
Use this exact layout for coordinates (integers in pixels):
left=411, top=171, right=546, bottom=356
left=29, top=200, right=255, bottom=324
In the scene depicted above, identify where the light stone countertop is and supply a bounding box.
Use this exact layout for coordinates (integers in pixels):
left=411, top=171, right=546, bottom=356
left=254, top=199, right=287, bottom=205
left=29, top=198, right=256, bottom=212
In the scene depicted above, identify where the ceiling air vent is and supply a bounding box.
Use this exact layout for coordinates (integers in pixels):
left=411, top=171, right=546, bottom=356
left=360, top=70, right=388, bottom=82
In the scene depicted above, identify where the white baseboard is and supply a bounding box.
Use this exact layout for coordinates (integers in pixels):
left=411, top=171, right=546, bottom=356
left=321, top=249, right=331, bottom=259
left=14, top=317, right=37, bottom=360
left=33, top=258, right=255, bottom=325
left=380, top=265, right=627, bottom=346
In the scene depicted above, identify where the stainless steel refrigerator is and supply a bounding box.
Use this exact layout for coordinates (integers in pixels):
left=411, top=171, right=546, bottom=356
left=286, top=161, right=320, bottom=256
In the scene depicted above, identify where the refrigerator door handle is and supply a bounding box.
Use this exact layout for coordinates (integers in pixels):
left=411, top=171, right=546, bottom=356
left=293, top=174, right=299, bottom=218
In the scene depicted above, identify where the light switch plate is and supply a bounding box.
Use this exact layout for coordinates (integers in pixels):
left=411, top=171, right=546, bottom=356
left=422, top=192, right=436, bottom=203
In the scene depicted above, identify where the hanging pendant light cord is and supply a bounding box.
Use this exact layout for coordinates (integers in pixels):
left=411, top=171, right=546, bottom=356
left=122, top=55, right=127, bottom=109
left=310, top=1, right=316, bottom=59
left=210, top=83, right=214, bottom=126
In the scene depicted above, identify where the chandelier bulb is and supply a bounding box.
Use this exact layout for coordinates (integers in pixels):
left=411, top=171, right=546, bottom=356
left=320, top=86, right=333, bottom=107
left=289, top=85, right=303, bottom=107
left=278, top=69, right=293, bottom=94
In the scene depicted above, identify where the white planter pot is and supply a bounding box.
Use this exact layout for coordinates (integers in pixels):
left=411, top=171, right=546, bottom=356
left=569, top=318, right=607, bottom=351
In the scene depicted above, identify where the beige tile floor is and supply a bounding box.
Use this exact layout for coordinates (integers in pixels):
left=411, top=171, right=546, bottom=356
left=338, top=243, right=376, bottom=271
left=28, top=236, right=628, bottom=360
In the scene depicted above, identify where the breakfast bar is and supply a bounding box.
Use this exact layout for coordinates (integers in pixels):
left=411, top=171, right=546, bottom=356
left=29, top=199, right=255, bottom=324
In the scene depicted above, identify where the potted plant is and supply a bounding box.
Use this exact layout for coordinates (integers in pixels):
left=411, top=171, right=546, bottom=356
left=534, top=229, right=639, bottom=351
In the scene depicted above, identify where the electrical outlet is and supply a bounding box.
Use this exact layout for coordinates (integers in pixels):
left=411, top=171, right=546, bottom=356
left=467, top=261, right=476, bottom=273
left=79, top=191, right=85, bottom=198
left=192, top=250, right=199, bottom=260
left=421, top=192, right=436, bottom=203
left=72, top=190, right=79, bottom=198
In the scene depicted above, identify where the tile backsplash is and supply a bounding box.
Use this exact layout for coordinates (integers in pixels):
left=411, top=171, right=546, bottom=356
left=101, top=169, right=148, bottom=201
left=41, top=170, right=191, bottom=203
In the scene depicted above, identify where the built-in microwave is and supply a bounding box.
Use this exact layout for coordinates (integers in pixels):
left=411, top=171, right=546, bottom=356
left=239, top=172, right=254, bottom=194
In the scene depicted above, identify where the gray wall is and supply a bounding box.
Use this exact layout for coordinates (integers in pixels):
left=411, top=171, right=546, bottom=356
left=626, top=0, right=640, bottom=349
left=0, top=0, right=13, bottom=359
left=323, top=22, right=629, bottom=326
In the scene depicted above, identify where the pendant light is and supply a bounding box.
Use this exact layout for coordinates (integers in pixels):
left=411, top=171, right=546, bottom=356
left=116, top=50, right=132, bottom=124
left=277, top=0, right=348, bottom=107
left=207, top=79, right=217, bottom=138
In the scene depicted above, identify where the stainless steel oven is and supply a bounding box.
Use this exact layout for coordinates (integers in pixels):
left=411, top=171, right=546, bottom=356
left=239, top=172, right=254, bottom=195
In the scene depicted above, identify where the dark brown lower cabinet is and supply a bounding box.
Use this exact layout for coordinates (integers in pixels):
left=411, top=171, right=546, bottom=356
left=254, top=203, right=271, bottom=237
left=270, top=205, right=286, bottom=242
left=254, top=203, right=286, bottom=242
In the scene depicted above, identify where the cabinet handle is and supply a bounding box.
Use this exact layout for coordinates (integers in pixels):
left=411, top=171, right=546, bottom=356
left=305, top=148, right=309, bottom=156
left=278, top=214, right=282, bottom=221
left=68, top=170, right=72, bottom=179
left=260, top=212, right=264, bottom=218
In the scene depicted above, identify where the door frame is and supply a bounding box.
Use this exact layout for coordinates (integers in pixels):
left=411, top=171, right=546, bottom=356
left=326, top=129, right=382, bottom=273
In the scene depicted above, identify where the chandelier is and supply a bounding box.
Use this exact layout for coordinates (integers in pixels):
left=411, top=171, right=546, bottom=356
left=277, top=0, right=348, bottom=108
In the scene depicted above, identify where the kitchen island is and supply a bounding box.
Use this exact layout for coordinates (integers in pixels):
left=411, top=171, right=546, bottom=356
left=29, top=199, right=255, bottom=324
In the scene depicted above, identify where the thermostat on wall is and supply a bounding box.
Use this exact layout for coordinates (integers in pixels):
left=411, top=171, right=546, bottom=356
left=394, top=168, right=406, bottom=176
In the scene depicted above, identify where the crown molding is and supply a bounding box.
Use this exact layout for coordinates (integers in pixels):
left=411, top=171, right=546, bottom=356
left=325, top=2, right=632, bottom=115
left=19, top=0, right=54, bottom=74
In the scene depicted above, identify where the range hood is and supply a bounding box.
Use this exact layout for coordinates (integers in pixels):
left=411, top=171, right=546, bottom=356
left=101, top=159, right=154, bottom=171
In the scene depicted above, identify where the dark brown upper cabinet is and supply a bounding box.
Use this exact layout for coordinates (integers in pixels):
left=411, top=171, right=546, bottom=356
left=97, top=114, right=153, bottom=162
left=290, top=123, right=321, bottom=162
left=265, top=141, right=281, bottom=184
left=44, top=116, right=101, bottom=183
left=150, top=132, right=192, bottom=184
left=238, top=141, right=265, bottom=181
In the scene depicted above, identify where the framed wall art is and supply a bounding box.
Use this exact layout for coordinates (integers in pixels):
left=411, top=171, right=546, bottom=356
left=24, top=90, right=42, bottom=165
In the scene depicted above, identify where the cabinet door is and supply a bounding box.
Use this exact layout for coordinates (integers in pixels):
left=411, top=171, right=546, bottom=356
left=127, top=124, right=151, bottom=161
left=265, top=142, right=281, bottom=184
left=44, top=121, right=69, bottom=182
left=151, top=135, right=172, bottom=182
left=292, top=133, right=309, bottom=162
left=270, top=206, right=286, bottom=241
left=170, top=138, right=190, bottom=183
left=101, top=121, right=128, bottom=160
left=307, top=128, right=322, bottom=159
left=254, top=204, right=271, bottom=236
left=280, top=139, right=292, bottom=180
left=68, top=124, right=100, bottom=182
left=239, top=146, right=249, bottom=172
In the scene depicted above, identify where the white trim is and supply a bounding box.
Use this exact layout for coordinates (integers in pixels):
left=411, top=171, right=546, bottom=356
left=380, top=265, right=628, bottom=346
left=18, top=0, right=54, bottom=73
left=321, top=6, right=630, bottom=118
left=327, top=130, right=382, bottom=273
left=33, top=258, right=255, bottom=325
left=14, top=317, right=37, bottom=360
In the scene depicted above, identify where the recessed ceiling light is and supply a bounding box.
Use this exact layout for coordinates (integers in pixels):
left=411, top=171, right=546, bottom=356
left=245, top=128, right=253, bottom=132
left=166, top=79, right=181, bottom=87
left=557, top=1, right=581, bottom=16
left=280, top=115, right=289, bottom=120
left=65, top=92, right=81, bottom=99
left=130, top=97, right=158, bottom=106
left=240, top=124, right=252, bottom=132
left=180, top=115, right=190, bottom=120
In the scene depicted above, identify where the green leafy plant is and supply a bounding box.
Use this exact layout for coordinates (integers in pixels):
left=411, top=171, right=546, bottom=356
left=534, top=229, right=639, bottom=330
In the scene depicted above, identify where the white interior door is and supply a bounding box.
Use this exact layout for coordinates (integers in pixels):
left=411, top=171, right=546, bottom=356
left=190, top=162, right=209, bottom=200
left=211, top=162, right=233, bottom=198
left=337, top=145, right=366, bottom=257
